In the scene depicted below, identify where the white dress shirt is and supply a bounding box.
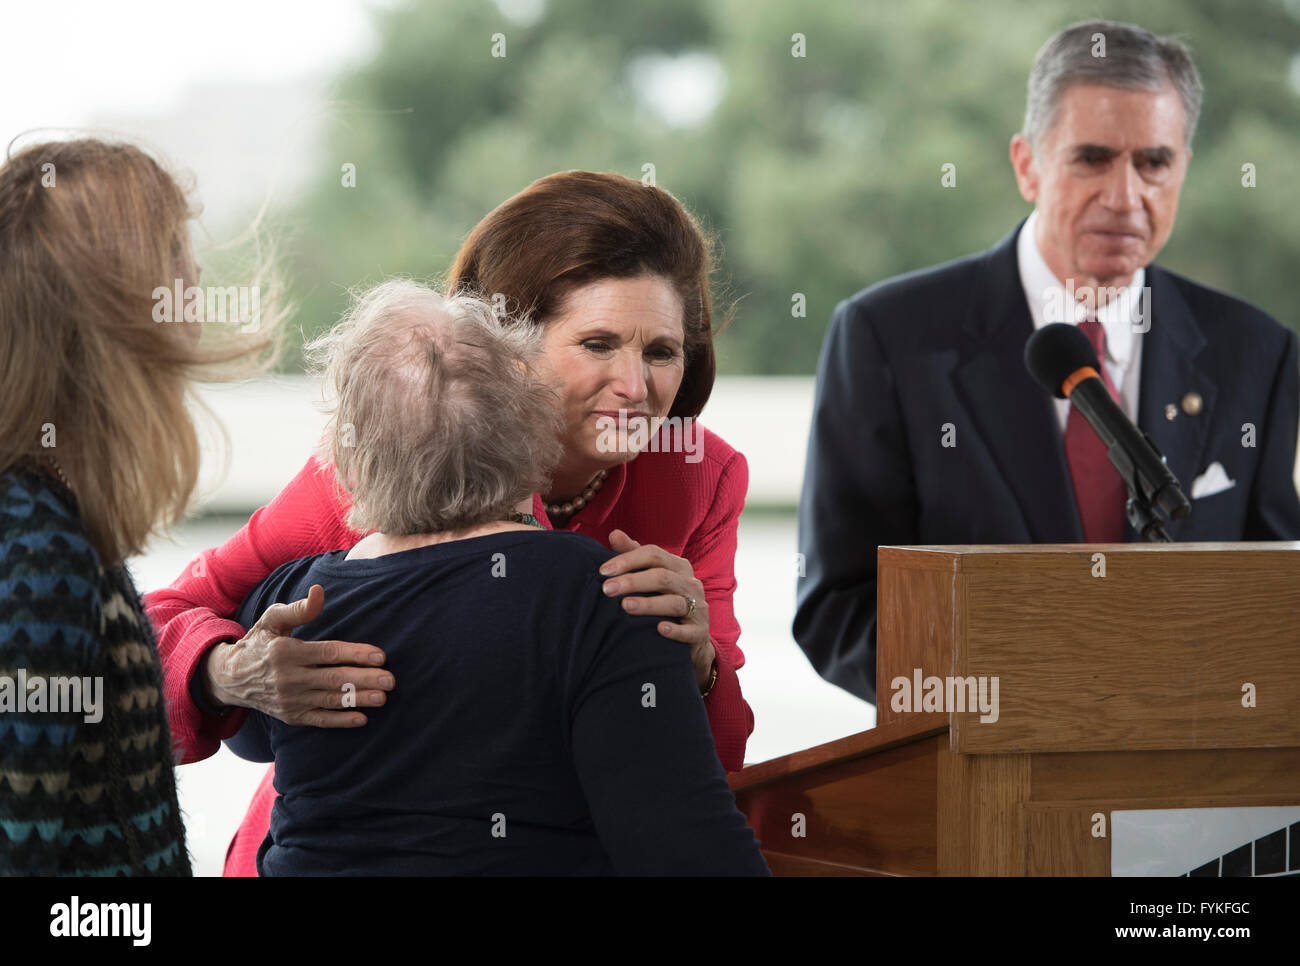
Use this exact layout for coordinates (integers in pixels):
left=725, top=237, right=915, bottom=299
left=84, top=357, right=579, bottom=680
left=1016, top=209, right=1146, bottom=431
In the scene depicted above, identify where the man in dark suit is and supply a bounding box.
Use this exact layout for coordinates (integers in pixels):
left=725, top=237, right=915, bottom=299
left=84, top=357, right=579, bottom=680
left=795, top=19, right=1300, bottom=704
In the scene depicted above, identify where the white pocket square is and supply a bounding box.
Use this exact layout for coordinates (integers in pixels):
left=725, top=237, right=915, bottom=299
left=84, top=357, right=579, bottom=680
left=1190, top=461, right=1236, bottom=499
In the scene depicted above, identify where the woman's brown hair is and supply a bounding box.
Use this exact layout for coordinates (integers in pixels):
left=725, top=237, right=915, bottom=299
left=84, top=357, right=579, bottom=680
left=446, top=170, right=723, bottom=419
left=0, top=137, right=285, bottom=564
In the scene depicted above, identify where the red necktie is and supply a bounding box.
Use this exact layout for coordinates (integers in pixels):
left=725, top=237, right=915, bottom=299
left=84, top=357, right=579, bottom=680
left=1065, top=320, right=1127, bottom=542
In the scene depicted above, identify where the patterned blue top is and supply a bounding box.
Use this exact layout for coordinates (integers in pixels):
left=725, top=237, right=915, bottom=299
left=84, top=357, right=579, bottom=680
left=0, top=461, right=189, bottom=875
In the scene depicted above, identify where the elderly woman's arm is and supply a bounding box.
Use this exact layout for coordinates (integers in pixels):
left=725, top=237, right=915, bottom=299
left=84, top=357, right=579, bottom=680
left=143, top=454, right=389, bottom=763
left=225, top=712, right=274, bottom=763
left=569, top=575, right=768, bottom=876
left=600, top=450, right=754, bottom=771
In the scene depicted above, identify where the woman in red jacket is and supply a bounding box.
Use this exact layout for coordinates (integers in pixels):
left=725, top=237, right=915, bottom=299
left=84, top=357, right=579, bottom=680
left=145, top=170, right=754, bottom=876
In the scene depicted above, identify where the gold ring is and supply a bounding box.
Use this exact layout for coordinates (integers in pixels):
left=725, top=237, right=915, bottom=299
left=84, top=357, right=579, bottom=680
left=683, top=596, right=696, bottom=620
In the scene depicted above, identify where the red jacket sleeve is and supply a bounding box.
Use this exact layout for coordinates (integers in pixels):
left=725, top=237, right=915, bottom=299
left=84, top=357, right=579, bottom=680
left=703, top=651, right=751, bottom=773
left=144, top=455, right=361, bottom=764
left=687, top=451, right=754, bottom=772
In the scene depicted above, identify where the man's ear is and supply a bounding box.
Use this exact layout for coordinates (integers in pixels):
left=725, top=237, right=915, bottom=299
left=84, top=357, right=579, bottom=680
left=1010, top=134, right=1038, bottom=203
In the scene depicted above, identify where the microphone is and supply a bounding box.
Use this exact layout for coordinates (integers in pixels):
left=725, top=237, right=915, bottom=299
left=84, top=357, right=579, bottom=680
left=1024, top=322, right=1190, bottom=539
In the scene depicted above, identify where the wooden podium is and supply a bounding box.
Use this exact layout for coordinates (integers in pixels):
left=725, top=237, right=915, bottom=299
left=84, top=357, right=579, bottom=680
left=730, top=544, right=1300, bottom=875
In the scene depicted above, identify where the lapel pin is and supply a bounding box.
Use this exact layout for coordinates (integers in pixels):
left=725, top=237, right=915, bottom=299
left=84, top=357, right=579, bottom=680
left=1165, top=404, right=1177, bottom=421
left=1181, top=392, right=1203, bottom=415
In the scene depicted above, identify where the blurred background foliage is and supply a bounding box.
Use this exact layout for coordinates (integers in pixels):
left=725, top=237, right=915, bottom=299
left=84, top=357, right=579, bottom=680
left=262, top=0, right=1300, bottom=373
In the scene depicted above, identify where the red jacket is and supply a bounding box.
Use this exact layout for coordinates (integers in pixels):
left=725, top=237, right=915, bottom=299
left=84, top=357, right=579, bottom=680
left=145, top=423, right=754, bottom=876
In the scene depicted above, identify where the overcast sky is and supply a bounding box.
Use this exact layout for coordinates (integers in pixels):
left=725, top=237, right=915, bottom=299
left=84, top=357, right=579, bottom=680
left=0, top=0, right=391, bottom=149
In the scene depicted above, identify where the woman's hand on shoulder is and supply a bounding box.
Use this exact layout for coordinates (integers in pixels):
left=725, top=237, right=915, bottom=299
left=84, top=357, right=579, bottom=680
left=202, top=584, right=395, bottom=727
left=599, top=529, right=716, bottom=691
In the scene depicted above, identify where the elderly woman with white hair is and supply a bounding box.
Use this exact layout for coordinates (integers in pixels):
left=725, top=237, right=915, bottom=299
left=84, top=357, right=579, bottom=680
left=224, top=280, right=768, bottom=876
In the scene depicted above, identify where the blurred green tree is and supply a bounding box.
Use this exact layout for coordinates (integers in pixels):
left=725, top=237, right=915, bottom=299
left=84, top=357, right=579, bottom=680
left=268, top=0, right=1300, bottom=374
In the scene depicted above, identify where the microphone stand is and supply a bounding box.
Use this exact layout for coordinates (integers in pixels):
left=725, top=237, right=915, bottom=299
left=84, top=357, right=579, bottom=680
left=1106, top=440, right=1174, bottom=543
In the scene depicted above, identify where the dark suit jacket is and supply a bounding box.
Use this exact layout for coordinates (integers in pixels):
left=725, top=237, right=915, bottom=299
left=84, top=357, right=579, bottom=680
left=794, top=220, right=1300, bottom=704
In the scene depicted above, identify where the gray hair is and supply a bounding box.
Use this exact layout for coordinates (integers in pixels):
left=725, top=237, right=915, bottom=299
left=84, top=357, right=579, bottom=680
left=305, top=279, right=562, bottom=535
left=1023, top=20, right=1203, bottom=148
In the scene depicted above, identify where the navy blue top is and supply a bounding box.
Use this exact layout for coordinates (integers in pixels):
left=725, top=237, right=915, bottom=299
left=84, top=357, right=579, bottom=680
left=225, top=528, right=768, bottom=876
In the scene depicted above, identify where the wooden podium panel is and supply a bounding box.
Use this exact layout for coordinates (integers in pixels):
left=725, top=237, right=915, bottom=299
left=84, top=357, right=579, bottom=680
left=730, top=720, right=946, bottom=875
left=732, top=544, right=1300, bottom=875
left=876, top=543, right=1300, bottom=753
left=730, top=725, right=1300, bottom=875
